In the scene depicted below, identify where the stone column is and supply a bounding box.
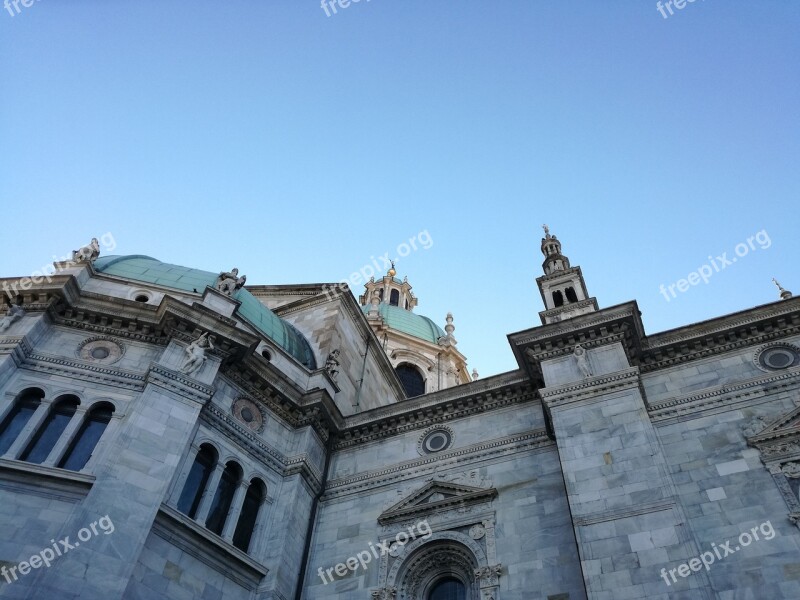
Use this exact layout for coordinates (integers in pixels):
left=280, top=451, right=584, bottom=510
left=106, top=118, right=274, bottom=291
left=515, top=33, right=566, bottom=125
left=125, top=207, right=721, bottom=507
left=222, top=479, right=250, bottom=542
left=42, top=406, right=88, bottom=467
left=195, top=461, right=226, bottom=526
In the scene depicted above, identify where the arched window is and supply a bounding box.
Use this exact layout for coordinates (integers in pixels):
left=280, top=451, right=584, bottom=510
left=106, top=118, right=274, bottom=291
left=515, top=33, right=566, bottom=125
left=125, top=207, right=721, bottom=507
left=20, top=396, right=79, bottom=464
left=233, top=478, right=266, bottom=552
left=58, top=403, right=114, bottom=471
left=390, top=289, right=400, bottom=306
left=206, top=461, right=243, bottom=536
left=177, top=444, right=218, bottom=519
left=396, top=364, right=425, bottom=398
left=552, top=290, right=564, bottom=307
left=565, top=287, right=578, bottom=303
left=0, top=388, right=44, bottom=455
left=429, top=577, right=466, bottom=600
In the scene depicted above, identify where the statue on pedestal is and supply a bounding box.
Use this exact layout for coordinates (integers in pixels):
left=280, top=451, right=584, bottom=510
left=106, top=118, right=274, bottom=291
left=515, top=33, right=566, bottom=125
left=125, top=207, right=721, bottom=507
left=180, top=332, right=214, bottom=375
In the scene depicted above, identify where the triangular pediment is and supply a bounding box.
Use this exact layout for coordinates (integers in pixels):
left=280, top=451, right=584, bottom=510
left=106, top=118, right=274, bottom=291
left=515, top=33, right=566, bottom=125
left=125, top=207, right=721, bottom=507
left=746, top=405, right=800, bottom=460
left=378, top=480, right=497, bottom=525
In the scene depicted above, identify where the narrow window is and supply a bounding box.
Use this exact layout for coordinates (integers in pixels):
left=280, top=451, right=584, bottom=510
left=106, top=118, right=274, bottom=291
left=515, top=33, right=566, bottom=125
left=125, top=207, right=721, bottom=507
left=396, top=364, right=425, bottom=398
left=390, top=289, right=400, bottom=306
left=206, top=462, right=242, bottom=536
left=177, top=444, right=218, bottom=519
left=233, top=478, right=266, bottom=552
left=565, top=287, right=578, bottom=303
left=378, top=288, right=384, bottom=301
left=20, top=396, right=79, bottom=464
left=429, top=577, right=466, bottom=600
left=552, top=290, right=564, bottom=307
left=0, top=389, right=44, bottom=455
left=58, top=403, right=114, bottom=471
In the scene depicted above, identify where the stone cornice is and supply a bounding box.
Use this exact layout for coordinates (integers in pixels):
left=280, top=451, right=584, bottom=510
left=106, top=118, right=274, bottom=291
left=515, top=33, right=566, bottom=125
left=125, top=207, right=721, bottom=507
left=5, top=336, right=146, bottom=391
left=644, top=297, right=800, bottom=349
left=336, top=372, right=535, bottom=449
left=648, top=366, right=800, bottom=422
left=540, top=368, right=641, bottom=409
left=146, top=363, right=215, bottom=406
left=323, top=429, right=552, bottom=500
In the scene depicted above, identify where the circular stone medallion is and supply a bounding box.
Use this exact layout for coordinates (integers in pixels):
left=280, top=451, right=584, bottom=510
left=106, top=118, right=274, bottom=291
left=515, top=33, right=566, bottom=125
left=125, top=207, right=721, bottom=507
left=77, top=337, right=124, bottom=365
left=232, top=397, right=264, bottom=432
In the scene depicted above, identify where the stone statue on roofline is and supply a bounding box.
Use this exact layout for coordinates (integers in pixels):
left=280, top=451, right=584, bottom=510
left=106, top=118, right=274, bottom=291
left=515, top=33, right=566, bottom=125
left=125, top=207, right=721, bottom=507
left=215, top=268, right=246, bottom=296
left=0, top=304, right=25, bottom=332
left=72, top=238, right=100, bottom=263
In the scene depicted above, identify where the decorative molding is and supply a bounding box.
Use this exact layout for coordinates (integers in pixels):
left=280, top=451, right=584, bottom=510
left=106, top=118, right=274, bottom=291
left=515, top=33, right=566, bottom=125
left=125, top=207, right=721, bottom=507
left=378, top=480, right=498, bottom=525
left=540, top=368, right=641, bottom=409
left=337, top=377, right=535, bottom=450
left=146, top=363, right=215, bottom=406
left=648, top=367, right=800, bottom=422
left=324, top=430, right=551, bottom=500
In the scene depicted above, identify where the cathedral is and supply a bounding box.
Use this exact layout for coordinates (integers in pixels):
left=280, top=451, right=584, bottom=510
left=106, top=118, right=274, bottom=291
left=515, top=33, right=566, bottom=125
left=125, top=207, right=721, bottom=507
left=0, top=229, right=799, bottom=600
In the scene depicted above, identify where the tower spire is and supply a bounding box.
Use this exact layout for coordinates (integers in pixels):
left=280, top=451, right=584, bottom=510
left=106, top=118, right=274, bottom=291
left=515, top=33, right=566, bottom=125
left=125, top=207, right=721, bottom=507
left=535, top=226, right=598, bottom=324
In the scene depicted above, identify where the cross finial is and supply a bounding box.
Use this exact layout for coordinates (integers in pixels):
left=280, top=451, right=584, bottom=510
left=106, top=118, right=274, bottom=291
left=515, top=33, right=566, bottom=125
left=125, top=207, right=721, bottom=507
left=542, top=224, right=549, bottom=236
left=773, top=277, right=782, bottom=290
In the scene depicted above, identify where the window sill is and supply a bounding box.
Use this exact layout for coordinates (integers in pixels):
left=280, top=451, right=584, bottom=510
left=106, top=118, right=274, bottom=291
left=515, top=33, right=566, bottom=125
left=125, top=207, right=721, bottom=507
left=154, top=503, right=268, bottom=589
left=0, top=458, right=94, bottom=501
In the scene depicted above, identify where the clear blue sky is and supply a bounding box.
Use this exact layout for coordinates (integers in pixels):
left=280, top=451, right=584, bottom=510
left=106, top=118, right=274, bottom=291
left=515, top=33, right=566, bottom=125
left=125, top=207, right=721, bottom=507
left=2, top=2, right=798, bottom=378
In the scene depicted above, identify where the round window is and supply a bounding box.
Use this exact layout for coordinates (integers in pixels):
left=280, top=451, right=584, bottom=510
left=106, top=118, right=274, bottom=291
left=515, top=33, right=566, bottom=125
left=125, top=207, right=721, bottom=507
left=756, top=344, right=800, bottom=372
left=420, top=428, right=453, bottom=454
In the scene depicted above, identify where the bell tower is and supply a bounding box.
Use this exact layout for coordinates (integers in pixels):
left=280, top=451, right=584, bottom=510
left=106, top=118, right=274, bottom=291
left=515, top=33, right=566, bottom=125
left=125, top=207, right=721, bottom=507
left=536, top=225, right=599, bottom=324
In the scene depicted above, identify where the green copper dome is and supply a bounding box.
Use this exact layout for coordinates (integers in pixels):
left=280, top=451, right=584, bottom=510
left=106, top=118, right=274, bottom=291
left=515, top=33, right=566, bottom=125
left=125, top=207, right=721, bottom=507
left=361, top=303, right=445, bottom=343
left=94, top=255, right=317, bottom=369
